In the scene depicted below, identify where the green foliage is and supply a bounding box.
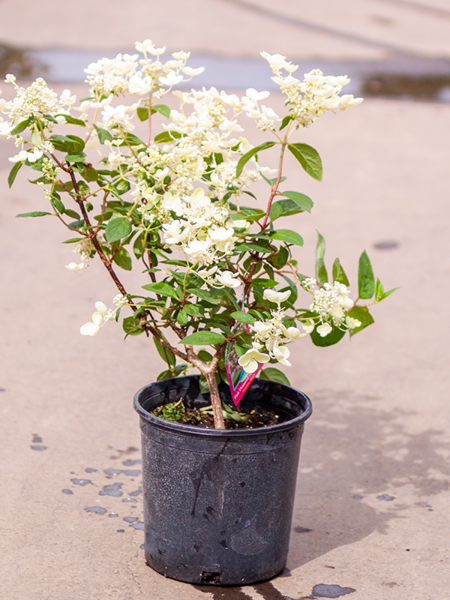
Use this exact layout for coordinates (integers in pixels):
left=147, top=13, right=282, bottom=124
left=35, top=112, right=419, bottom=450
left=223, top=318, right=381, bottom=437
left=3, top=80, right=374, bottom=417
left=231, top=311, right=256, bottom=325
left=154, top=337, right=176, bottom=366
left=375, top=278, right=399, bottom=303
left=332, top=258, right=350, bottom=286
left=310, top=324, right=346, bottom=347
left=315, top=231, right=328, bottom=284
left=93, top=124, right=113, bottom=144
left=259, top=367, right=290, bottom=386
left=105, top=217, right=132, bottom=243
left=236, top=141, right=276, bottom=177
left=180, top=331, right=226, bottom=346
left=288, top=143, right=323, bottom=181
left=8, top=161, right=22, bottom=188
left=348, top=306, right=374, bottom=337
left=113, top=247, right=132, bottom=270
left=278, top=191, right=313, bottom=213
left=358, top=251, right=375, bottom=299
left=270, top=229, right=304, bottom=246
left=142, top=282, right=179, bottom=299
left=16, top=211, right=51, bottom=218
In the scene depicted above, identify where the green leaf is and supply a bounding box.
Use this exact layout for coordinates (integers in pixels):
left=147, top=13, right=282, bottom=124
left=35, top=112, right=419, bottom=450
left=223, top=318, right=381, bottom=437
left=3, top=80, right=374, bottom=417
left=332, top=258, right=350, bottom=286
left=66, top=152, right=87, bottom=163
left=65, top=134, right=85, bottom=152
left=259, top=367, right=291, bottom=386
left=51, top=194, right=65, bottom=213
left=288, top=143, right=323, bottom=181
left=310, top=324, right=346, bottom=347
left=137, top=107, right=150, bottom=122
left=375, top=278, right=399, bottom=303
left=190, top=288, right=222, bottom=305
left=154, top=130, right=182, bottom=143
left=177, top=307, right=190, bottom=326
left=16, top=211, right=52, bottom=218
left=180, top=331, right=226, bottom=346
left=154, top=337, right=176, bottom=366
left=77, top=181, right=91, bottom=196
left=93, top=125, right=113, bottom=144
left=64, top=208, right=81, bottom=220
left=270, top=229, right=304, bottom=246
left=198, top=350, right=213, bottom=362
left=142, top=282, right=179, bottom=299
left=279, top=191, right=313, bottom=213
left=183, top=304, right=204, bottom=317
left=122, top=316, right=144, bottom=336
left=55, top=114, right=86, bottom=126
left=120, top=133, right=146, bottom=146
left=348, top=306, right=375, bottom=337
left=358, top=250, right=375, bottom=299
left=113, top=247, right=132, bottom=271
left=234, top=242, right=273, bottom=254
left=113, top=179, right=131, bottom=195
left=10, top=119, right=30, bottom=135
left=236, top=141, right=276, bottom=178
left=153, top=104, right=171, bottom=118
left=8, top=161, right=23, bottom=188
left=105, top=217, right=132, bottom=243
left=315, top=231, right=328, bottom=284
left=269, top=199, right=304, bottom=221
left=268, top=245, right=289, bottom=269
left=231, top=311, right=256, bottom=325
left=279, top=115, right=293, bottom=131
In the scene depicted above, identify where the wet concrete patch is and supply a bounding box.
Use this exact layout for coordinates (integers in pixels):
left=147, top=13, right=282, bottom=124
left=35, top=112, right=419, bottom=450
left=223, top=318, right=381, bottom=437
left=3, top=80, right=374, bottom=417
left=373, top=240, right=399, bottom=250
left=71, top=478, right=91, bottom=486
left=122, top=497, right=137, bottom=503
left=122, top=459, right=142, bottom=466
left=128, top=486, right=143, bottom=497
left=130, top=522, right=144, bottom=530
left=32, top=435, right=43, bottom=443
left=85, top=467, right=97, bottom=473
left=84, top=506, right=107, bottom=515
left=99, top=482, right=123, bottom=497
left=312, top=584, right=356, bottom=598
left=377, top=494, right=395, bottom=501
left=62, top=489, right=73, bottom=495
left=30, top=445, right=47, bottom=451
left=108, top=513, right=119, bottom=518
left=294, top=526, right=313, bottom=533
left=123, top=516, right=139, bottom=523
left=103, top=468, right=141, bottom=477
left=253, top=581, right=291, bottom=599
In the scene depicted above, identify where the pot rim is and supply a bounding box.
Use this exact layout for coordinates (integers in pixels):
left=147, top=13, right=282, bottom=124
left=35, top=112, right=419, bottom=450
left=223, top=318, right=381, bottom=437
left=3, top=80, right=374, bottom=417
left=133, top=375, right=312, bottom=437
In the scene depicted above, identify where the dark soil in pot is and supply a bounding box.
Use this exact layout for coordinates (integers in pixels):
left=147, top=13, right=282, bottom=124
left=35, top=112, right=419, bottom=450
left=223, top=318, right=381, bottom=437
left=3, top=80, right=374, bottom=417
left=134, top=375, right=312, bottom=586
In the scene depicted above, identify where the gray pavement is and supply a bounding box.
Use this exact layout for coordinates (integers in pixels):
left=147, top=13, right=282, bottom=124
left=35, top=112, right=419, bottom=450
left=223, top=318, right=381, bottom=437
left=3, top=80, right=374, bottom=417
left=1, top=2, right=450, bottom=599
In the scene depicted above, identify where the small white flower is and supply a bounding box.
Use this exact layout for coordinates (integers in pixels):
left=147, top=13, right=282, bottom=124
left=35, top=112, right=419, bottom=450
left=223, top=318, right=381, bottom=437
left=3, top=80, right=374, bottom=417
left=238, top=347, right=270, bottom=374
left=317, top=323, right=332, bottom=337
left=246, top=88, right=270, bottom=102
left=273, top=345, right=291, bottom=367
left=285, top=326, right=304, bottom=339
left=301, top=320, right=315, bottom=334
left=215, top=270, right=241, bottom=288
left=65, top=262, right=87, bottom=272
left=346, top=317, right=361, bottom=329
left=80, top=302, right=108, bottom=336
left=5, top=74, right=16, bottom=83
left=263, top=289, right=291, bottom=305
left=182, top=66, right=205, bottom=77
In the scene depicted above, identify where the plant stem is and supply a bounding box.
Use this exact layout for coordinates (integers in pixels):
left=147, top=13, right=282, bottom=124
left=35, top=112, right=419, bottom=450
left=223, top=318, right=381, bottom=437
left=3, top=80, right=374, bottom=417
left=204, top=371, right=225, bottom=429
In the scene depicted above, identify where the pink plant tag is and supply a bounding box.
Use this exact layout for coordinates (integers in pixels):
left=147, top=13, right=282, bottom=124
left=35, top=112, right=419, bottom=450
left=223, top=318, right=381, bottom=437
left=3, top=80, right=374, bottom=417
left=225, top=325, right=262, bottom=406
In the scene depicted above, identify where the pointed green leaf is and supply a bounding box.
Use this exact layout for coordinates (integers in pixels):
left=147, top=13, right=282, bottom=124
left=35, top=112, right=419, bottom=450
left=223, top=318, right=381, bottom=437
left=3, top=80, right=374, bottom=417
left=231, top=311, right=256, bottom=325
left=154, top=337, right=176, bottom=366
left=288, top=143, right=323, bottom=181
left=259, top=367, right=290, bottom=386
left=269, top=199, right=304, bottom=221
left=122, top=316, right=144, bottom=336
left=113, top=247, right=132, bottom=271
left=137, top=107, right=150, bottom=122
left=310, top=324, right=346, bottom=347
left=142, top=282, right=179, bottom=299
left=10, top=119, right=30, bottom=135
left=358, top=251, right=375, bottom=299
left=236, top=141, right=275, bottom=178
left=270, top=229, right=304, bottom=246
left=66, top=152, right=87, bottom=163
left=8, top=161, right=23, bottom=188
left=153, top=104, right=171, bottom=118
left=55, top=114, right=86, bottom=126
left=375, top=278, right=399, bottom=303
left=332, top=258, right=350, bottom=286
left=180, top=331, right=226, bottom=346
left=16, top=211, right=52, bottom=218
left=154, top=130, right=183, bottom=143
left=279, top=191, right=313, bottom=213
left=105, top=217, right=132, bottom=243
left=279, top=115, right=293, bottom=131
left=348, top=306, right=375, bottom=337
left=93, top=124, right=113, bottom=144
left=315, top=231, right=328, bottom=284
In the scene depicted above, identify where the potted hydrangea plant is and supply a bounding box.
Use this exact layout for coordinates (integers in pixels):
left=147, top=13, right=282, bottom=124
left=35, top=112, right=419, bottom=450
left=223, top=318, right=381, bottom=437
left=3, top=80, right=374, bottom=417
left=0, top=40, right=395, bottom=585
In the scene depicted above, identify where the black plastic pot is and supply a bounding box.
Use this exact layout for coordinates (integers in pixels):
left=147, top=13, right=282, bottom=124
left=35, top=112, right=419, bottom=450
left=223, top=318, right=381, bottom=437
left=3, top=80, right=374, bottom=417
left=134, top=375, right=312, bottom=586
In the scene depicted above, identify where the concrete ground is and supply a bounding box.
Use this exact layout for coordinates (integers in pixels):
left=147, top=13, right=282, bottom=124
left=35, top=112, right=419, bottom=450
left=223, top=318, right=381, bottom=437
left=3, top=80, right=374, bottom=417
left=1, top=2, right=449, bottom=599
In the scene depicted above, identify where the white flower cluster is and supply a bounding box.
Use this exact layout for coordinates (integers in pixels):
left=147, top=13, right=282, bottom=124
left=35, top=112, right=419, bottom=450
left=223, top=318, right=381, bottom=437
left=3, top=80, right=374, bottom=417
left=239, top=290, right=305, bottom=373
left=0, top=77, right=77, bottom=129
left=161, top=188, right=238, bottom=271
left=302, top=278, right=361, bottom=337
left=80, top=295, right=128, bottom=336
left=66, top=238, right=96, bottom=272
left=84, top=40, right=204, bottom=99
left=261, top=52, right=363, bottom=128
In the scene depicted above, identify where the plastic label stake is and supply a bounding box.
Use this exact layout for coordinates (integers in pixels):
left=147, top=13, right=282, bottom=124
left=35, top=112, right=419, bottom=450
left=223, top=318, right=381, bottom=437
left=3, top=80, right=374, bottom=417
left=225, top=324, right=262, bottom=406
